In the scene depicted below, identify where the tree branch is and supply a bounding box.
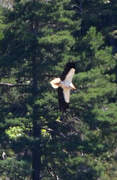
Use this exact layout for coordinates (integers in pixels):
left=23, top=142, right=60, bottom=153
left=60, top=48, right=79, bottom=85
left=0, top=82, right=29, bottom=87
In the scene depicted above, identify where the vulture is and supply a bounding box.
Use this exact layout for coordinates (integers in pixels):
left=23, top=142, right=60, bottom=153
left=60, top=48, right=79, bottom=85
left=50, top=62, right=76, bottom=112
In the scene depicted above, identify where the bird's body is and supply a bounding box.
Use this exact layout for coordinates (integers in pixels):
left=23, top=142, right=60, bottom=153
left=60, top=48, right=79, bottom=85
left=50, top=62, right=76, bottom=112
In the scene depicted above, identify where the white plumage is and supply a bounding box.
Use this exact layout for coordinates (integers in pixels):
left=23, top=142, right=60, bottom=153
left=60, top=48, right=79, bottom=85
left=50, top=78, right=61, bottom=89
left=50, top=64, right=76, bottom=106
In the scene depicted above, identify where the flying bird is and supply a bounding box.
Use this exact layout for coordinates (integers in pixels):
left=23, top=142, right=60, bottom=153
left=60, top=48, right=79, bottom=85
left=2, top=152, right=7, bottom=160
left=50, top=62, right=76, bottom=112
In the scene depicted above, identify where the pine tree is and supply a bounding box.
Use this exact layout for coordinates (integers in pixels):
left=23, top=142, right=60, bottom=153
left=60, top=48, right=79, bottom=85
left=71, top=26, right=117, bottom=179
left=1, top=0, right=117, bottom=179
left=0, top=0, right=81, bottom=179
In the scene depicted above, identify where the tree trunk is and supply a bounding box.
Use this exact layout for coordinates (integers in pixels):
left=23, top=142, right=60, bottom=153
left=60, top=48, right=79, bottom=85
left=32, top=125, right=41, bottom=180
left=31, top=0, right=41, bottom=179
left=32, top=55, right=41, bottom=180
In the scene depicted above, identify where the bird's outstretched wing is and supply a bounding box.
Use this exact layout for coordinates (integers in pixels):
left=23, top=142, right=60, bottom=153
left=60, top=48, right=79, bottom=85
left=64, top=68, right=75, bottom=83
left=60, top=62, right=76, bottom=81
left=58, top=87, right=69, bottom=112
left=63, top=88, right=70, bottom=103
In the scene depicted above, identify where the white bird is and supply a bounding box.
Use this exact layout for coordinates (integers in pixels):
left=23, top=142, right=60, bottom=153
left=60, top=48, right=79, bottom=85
left=2, top=151, right=7, bottom=160
left=50, top=62, right=76, bottom=112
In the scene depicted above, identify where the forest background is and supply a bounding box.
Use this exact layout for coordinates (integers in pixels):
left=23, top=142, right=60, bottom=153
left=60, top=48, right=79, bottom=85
left=0, top=0, right=117, bottom=180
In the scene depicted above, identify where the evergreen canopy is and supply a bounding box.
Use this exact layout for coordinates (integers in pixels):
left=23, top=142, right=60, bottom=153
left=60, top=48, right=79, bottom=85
left=0, top=0, right=116, bottom=180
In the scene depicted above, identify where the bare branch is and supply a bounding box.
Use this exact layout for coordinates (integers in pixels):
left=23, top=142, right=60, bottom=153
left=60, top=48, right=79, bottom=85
left=47, top=166, right=60, bottom=180
left=0, top=82, right=29, bottom=88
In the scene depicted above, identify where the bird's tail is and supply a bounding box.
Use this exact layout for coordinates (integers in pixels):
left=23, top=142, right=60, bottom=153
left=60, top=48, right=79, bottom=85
left=50, top=78, right=61, bottom=89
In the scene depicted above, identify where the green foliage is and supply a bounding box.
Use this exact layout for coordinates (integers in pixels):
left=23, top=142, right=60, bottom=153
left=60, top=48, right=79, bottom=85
left=0, top=158, right=31, bottom=179
left=0, top=0, right=117, bottom=179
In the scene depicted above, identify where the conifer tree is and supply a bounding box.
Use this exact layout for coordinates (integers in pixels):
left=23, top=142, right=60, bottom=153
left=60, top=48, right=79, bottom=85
left=71, top=26, right=117, bottom=179
left=0, top=0, right=81, bottom=179
left=0, top=0, right=117, bottom=179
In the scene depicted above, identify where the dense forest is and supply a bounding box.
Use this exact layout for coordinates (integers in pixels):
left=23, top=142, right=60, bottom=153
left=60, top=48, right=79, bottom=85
left=0, top=0, right=117, bottom=179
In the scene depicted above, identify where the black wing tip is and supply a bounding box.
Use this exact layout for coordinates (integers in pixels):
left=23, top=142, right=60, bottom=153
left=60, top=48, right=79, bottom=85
left=58, top=87, right=69, bottom=112
left=65, top=62, right=76, bottom=70
left=60, top=62, right=76, bottom=80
